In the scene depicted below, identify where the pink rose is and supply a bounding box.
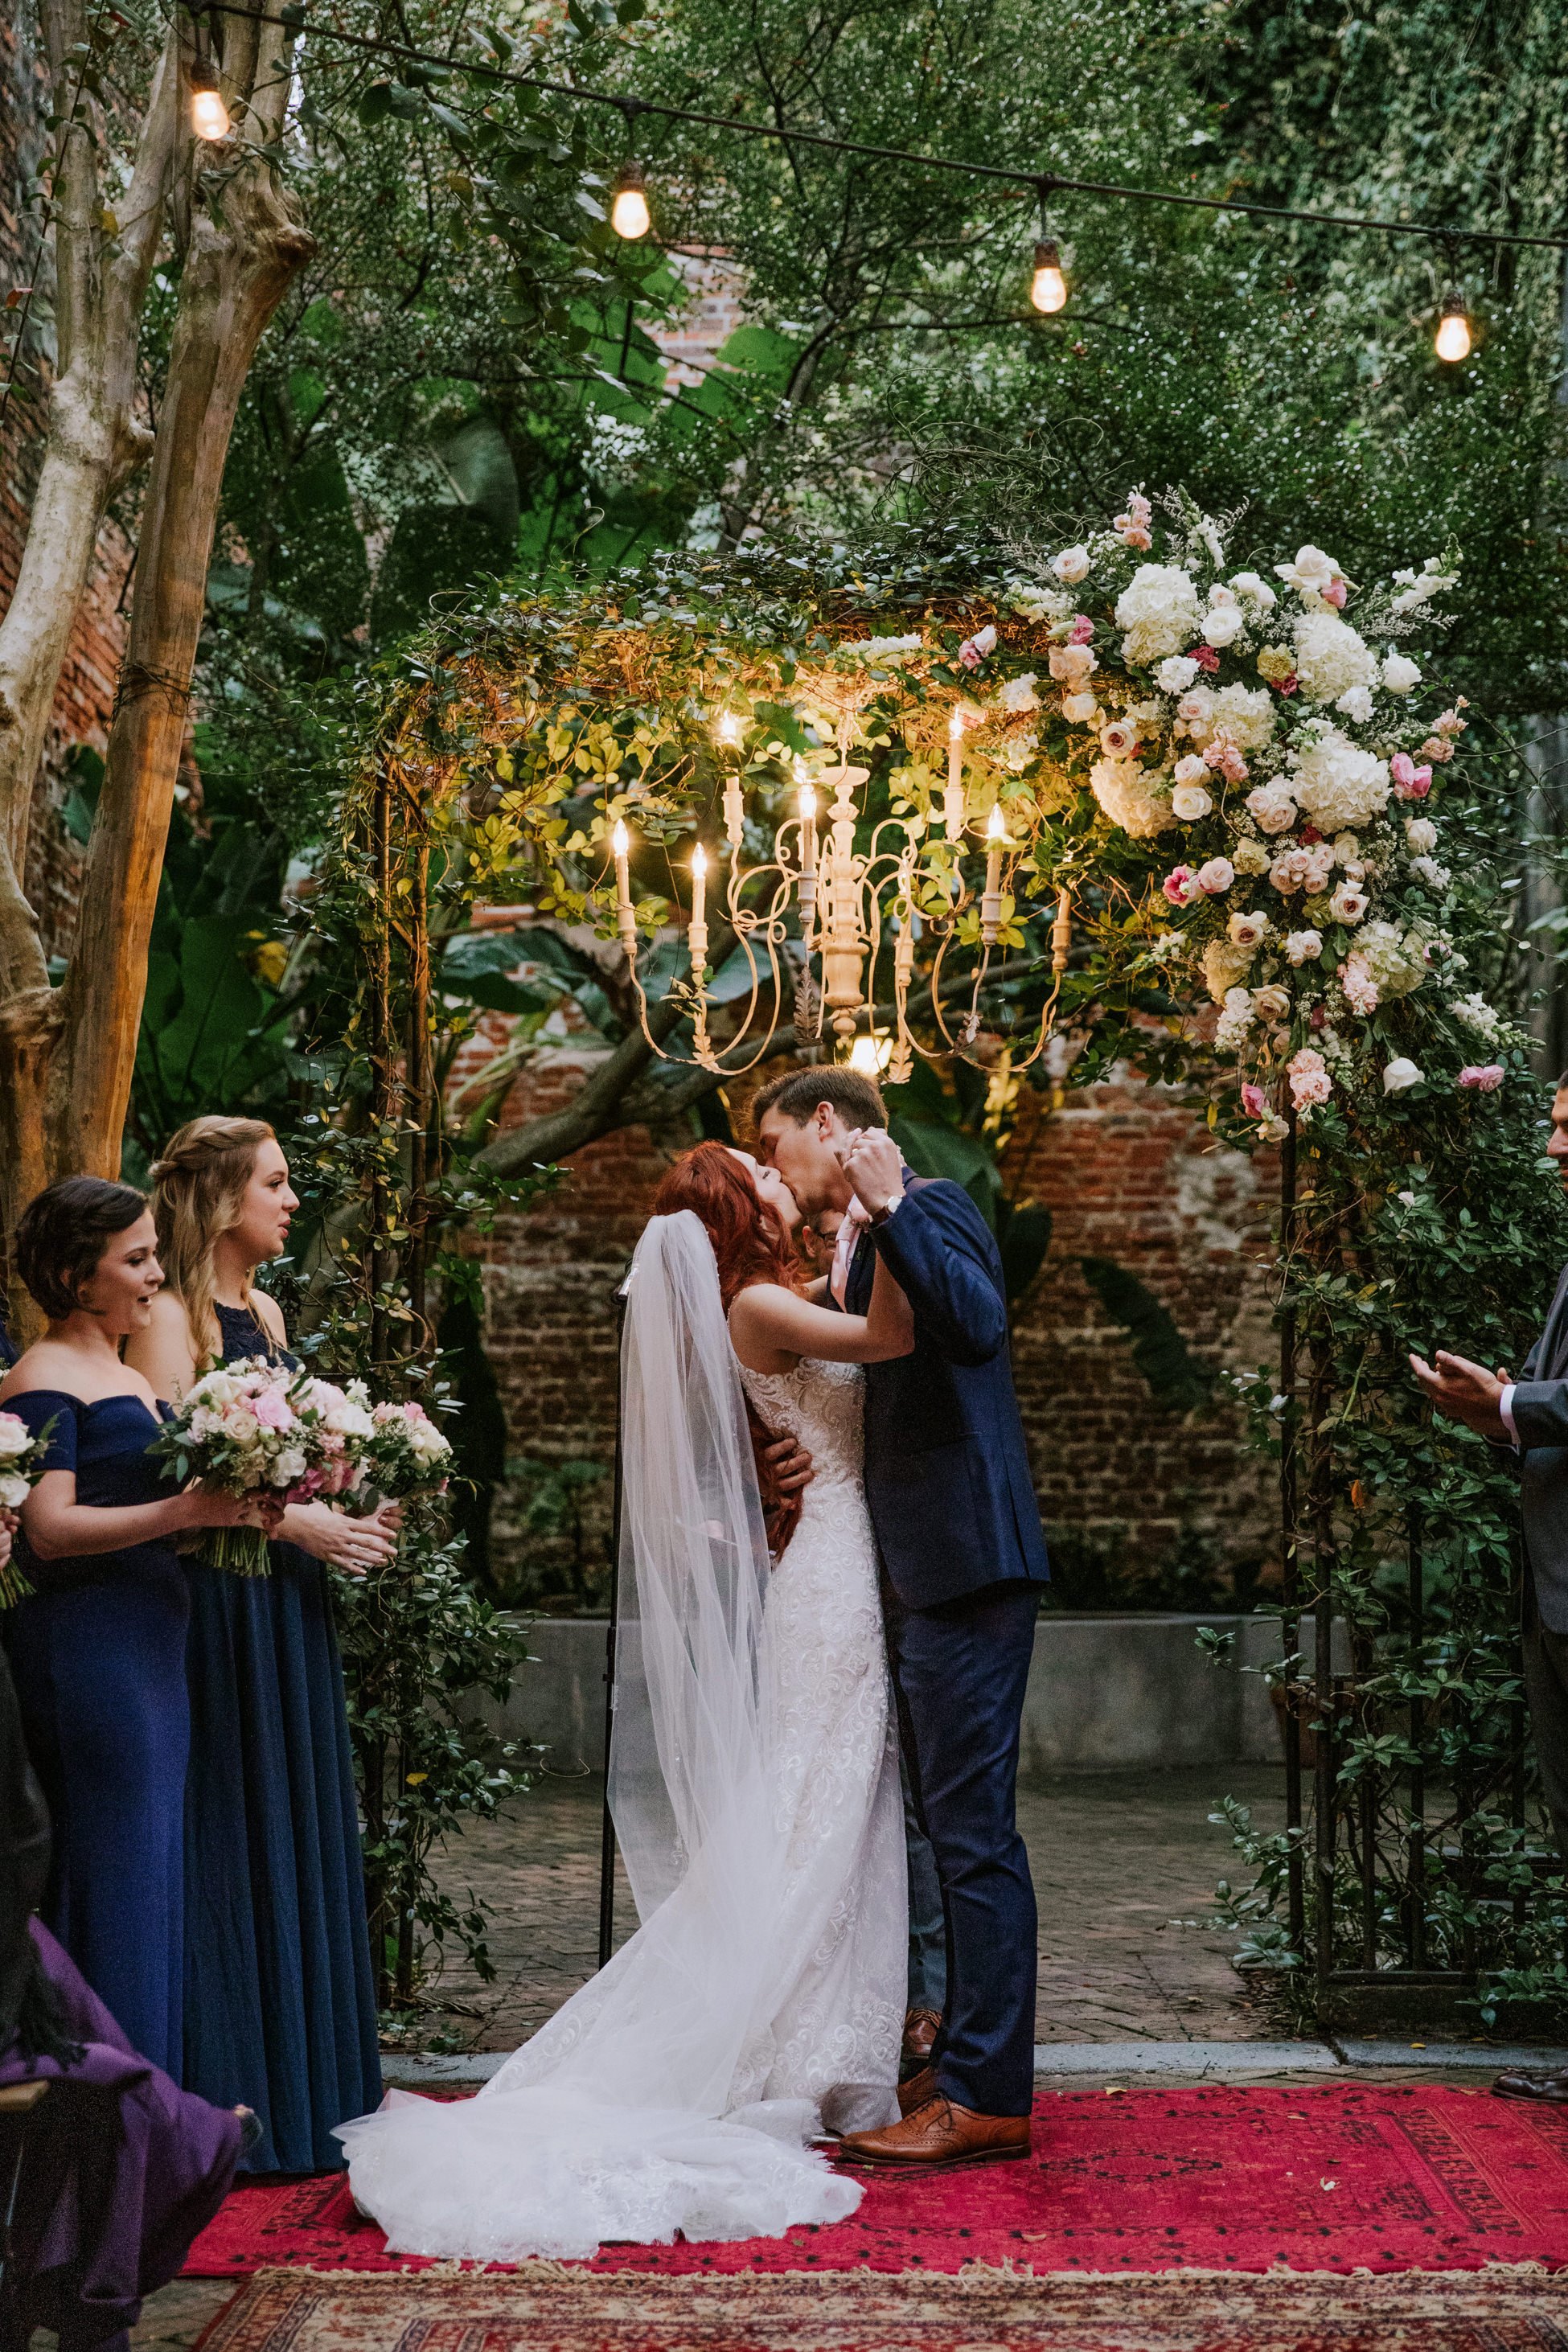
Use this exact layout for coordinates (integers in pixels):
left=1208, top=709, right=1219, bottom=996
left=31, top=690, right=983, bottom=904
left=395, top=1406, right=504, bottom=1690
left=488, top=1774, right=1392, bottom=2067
left=1391, top=753, right=1433, bottom=801
left=1162, top=865, right=1201, bottom=906
left=1069, top=614, right=1095, bottom=644
left=1240, top=1082, right=1269, bottom=1119
left=253, top=1386, right=294, bottom=1432
left=1201, top=733, right=1250, bottom=784
left=958, top=623, right=997, bottom=669
left=1420, top=737, right=1455, bottom=764
left=1287, top=1046, right=1332, bottom=1111
left=1269, top=672, right=1299, bottom=696
left=1192, top=645, right=1220, bottom=674
left=1458, top=1064, right=1504, bottom=1092
left=1322, top=579, right=1348, bottom=609
left=1196, top=857, right=1234, bottom=896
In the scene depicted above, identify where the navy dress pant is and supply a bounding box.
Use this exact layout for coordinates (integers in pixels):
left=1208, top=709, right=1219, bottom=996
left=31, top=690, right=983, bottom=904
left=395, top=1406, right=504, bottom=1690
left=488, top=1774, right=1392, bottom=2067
left=885, top=1579, right=1038, bottom=2117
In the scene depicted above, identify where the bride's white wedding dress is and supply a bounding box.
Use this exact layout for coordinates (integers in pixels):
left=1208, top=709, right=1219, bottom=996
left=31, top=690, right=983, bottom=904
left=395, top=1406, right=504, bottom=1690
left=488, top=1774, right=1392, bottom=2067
left=336, top=1212, right=905, bottom=2261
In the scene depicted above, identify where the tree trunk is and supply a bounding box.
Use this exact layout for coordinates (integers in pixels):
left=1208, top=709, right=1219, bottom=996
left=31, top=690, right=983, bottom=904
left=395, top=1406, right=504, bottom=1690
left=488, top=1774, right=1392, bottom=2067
left=42, top=26, right=315, bottom=1183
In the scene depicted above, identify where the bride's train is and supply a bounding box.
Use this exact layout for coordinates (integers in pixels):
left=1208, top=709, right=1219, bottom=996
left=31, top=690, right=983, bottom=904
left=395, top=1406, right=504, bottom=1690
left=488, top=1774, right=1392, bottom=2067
left=337, top=1214, right=905, bottom=2260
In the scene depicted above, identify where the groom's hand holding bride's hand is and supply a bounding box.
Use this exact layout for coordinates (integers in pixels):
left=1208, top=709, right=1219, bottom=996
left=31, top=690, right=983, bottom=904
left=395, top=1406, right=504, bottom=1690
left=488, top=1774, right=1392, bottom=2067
left=839, top=1128, right=905, bottom=1217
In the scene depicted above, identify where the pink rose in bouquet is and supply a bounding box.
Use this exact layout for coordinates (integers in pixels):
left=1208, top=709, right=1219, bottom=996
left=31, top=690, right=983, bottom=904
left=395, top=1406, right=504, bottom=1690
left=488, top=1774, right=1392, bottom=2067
left=152, top=1357, right=375, bottom=1574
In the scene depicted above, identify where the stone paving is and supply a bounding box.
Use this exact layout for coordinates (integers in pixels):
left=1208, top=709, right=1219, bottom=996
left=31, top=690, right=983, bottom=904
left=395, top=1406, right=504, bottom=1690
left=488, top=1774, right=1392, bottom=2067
left=410, top=1763, right=1291, bottom=2054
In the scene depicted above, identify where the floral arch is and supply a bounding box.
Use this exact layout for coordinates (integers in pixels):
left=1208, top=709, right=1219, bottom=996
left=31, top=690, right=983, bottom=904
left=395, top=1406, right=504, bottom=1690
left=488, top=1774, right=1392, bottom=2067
left=322, top=493, right=1568, bottom=2024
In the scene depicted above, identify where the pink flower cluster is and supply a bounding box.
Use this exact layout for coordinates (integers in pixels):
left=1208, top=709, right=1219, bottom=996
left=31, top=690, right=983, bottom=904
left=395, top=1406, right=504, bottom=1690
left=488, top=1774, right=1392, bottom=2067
left=1391, top=753, right=1432, bottom=801
left=1114, top=491, right=1153, bottom=551
left=1458, top=1064, right=1504, bottom=1092
left=1287, top=1047, right=1332, bottom=1111
left=958, top=623, right=998, bottom=670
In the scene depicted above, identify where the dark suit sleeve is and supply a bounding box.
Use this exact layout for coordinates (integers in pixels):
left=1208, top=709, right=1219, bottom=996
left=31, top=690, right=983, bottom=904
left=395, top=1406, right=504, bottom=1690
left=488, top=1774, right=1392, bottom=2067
left=870, top=1180, right=1008, bottom=1367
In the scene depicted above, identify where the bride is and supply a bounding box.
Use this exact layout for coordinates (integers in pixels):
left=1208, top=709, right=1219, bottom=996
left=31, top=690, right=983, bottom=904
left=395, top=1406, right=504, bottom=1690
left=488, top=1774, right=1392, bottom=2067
left=337, top=1139, right=914, bottom=2260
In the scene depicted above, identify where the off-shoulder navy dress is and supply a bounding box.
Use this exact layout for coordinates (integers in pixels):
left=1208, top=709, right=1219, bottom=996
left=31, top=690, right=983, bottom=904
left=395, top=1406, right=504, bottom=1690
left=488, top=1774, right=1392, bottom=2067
left=181, top=1301, right=380, bottom=2172
left=2, top=1389, right=188, bottom=2077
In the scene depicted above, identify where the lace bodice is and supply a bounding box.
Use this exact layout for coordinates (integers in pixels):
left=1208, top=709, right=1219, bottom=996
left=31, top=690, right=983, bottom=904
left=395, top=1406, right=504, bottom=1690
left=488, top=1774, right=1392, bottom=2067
left=737, top=1353, right=865, bottom=1496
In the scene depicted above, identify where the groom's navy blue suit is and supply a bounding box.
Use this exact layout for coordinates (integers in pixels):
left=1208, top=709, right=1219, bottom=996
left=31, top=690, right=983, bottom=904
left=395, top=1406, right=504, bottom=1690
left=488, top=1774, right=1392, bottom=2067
left=841, top=1171, right=1049, bottom=2117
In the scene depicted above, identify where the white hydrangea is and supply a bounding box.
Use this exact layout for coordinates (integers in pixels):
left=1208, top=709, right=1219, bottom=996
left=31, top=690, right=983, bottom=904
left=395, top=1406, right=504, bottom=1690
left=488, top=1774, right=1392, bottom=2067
left=1410, top=855, right=1451, bottom=893
left=1209, top=683, right=1277, bottom=753
left=999, top=731, right=1039, bottom=773
left=1114, top=564, right=1205, bottom=665
left=1336, top=684, right=1375, bottom=724
left=1356, top=920, right=1428, bottom=1000
left=996, top=671, right=1041, bottom=714
left=1453, top=991, right=1502, bottom=1042
left=1090, top=758, right=1175, bottom=837
left=1292, top=611, right=1378, bottom=705
left=1155, top=655, right=1201, bottom=694
left=1291, top=729, right=1390, bottom=832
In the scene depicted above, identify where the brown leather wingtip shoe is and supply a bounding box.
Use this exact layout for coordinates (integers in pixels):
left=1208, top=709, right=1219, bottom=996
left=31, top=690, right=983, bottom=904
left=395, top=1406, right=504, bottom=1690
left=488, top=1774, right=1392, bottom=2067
left=837, top=2095, right=1032, bottom=2173
left=1493, top=2068, right=1568, bottom=2103
left=896, top=2064, right=937, bottom=2117
left=901, top=2006, right=942, bottom=2069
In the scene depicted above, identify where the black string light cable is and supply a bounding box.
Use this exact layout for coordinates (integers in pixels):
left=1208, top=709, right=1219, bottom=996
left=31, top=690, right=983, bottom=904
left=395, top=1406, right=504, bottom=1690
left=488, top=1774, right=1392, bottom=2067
left=201, top=0, right=1568, bottom=265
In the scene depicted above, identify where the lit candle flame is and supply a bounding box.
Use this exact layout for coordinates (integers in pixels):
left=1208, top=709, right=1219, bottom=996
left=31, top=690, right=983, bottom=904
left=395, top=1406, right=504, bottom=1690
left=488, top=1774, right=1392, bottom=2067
left=612, top=819, right=629, bottom=857
left=949, top=711, right=965, bottom=743
left=716, top=711, right=741, bottom=745
left=692, top=844, right=707, bottom=879
left=987, top=802, right=1007, bottom=842
left=798, top=784, right=816, bottom=823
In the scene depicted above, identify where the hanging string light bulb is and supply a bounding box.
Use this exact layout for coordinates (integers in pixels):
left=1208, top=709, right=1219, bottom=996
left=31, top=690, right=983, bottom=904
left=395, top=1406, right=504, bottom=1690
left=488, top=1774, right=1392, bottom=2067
left=610, top=101, right=651, bottom=239
left=1434, top=287, right=1472, bottom=363
left=1029, top=178, right=1067, bottom=314
left=611, top=161, right=651, bottom=240
left=187, top=8, right=231, bottom=144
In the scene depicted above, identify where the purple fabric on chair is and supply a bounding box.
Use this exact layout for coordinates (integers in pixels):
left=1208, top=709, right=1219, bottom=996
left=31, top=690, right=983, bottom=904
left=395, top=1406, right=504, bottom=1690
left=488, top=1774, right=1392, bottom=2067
left=0, top=1920, right=241, bottom=2352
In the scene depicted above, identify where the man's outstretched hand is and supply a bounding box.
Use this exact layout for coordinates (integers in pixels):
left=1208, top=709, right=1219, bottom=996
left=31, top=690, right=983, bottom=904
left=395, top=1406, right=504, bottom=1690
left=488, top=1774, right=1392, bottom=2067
left=839, top=1127, right=905, bottom=1216
left=1410, top=1350, right=1511, bottom=1439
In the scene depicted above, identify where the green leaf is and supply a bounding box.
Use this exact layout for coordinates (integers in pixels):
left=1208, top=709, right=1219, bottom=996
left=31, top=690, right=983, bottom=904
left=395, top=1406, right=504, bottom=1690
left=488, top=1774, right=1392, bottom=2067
left=1077, top=1256, right=1213, bottom=1417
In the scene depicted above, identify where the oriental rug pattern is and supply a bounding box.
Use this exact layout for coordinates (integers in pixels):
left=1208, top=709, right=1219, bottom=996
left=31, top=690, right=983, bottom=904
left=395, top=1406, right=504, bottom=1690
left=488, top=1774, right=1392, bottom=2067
left=186, top=2086, right=1568, bottom=2280
left=198, top=2260, right=1568, bottom=2352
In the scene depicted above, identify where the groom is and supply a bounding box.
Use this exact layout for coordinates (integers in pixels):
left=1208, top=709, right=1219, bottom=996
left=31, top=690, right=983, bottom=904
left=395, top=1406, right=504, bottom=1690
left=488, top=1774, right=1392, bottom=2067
left=753, top=1065, right=1049, bottom=2169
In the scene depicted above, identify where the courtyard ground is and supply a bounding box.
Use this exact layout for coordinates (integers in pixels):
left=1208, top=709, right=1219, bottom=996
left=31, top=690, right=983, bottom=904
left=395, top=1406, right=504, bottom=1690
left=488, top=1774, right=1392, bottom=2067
left=411, top=1763, right=1291, bottom=2054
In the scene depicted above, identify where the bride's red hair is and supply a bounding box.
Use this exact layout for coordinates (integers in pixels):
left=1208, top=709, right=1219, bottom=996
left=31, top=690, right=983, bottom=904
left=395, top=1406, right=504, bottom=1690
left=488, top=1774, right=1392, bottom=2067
left=653, top=1140, right=799, bottom=1312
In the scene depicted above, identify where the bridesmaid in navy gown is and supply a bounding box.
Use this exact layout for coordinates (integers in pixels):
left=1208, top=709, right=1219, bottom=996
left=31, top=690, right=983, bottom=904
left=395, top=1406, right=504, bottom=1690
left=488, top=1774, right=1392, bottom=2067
left=0, top=1179, right=250, bottom=2076
left=129, top=1118, right=395, bottom=2173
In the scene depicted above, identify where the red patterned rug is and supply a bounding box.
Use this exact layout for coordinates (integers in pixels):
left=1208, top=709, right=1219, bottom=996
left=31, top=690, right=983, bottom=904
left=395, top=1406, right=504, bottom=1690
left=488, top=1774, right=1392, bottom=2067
left=183, top=2084, right=1568, bottom=2279
left=195, top=2260, right=1568, bottom=2350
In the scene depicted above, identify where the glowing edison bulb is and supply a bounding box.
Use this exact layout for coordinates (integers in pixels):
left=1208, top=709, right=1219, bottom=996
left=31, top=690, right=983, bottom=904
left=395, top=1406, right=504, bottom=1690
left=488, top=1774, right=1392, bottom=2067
left=611, top=818, right=630, bottom=858
left=1435, top=304, right=1472, bottom=363
left=611, top=165, right=651, bottom=240
left=1031, top=238, right=1067, bottom=315
left=189, top=68, right=231, bottom=141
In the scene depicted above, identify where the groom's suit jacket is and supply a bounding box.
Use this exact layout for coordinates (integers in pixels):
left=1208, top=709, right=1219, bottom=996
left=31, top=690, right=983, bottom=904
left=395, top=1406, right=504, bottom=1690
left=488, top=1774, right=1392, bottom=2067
left=842, top=1172, right=1049, bottom=1611
left=1505, top=1260, right=1568, bottom=1635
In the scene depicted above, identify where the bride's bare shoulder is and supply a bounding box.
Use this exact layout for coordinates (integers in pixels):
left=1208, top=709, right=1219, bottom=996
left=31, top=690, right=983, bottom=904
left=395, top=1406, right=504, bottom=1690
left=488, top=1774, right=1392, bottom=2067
left=727, top=1283, right=802, bottom=1375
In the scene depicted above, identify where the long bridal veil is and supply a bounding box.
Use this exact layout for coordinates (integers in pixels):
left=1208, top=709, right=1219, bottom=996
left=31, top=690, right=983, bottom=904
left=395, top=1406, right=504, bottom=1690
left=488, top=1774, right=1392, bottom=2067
left=335, top=1211, right=866, bottom=2260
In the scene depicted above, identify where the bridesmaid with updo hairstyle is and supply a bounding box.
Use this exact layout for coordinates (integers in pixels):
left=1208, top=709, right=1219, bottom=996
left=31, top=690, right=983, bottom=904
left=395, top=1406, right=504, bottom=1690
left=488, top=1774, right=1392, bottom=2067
left=127, top=1117, right=391, bottom=2170
left=0, top=1178, right=251, bottom=2073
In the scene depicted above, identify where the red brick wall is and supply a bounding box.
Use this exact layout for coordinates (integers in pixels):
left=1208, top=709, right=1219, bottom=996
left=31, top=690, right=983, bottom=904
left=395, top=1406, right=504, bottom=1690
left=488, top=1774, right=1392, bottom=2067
left=466, top=1032, right=1276, bottom=1605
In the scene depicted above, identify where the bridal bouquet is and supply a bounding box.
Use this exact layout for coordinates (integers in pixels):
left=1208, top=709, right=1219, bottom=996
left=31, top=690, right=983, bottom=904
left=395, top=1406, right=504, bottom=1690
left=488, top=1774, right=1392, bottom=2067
left=357, top=1398, right=453, bottom=1502
left=152, top=1357, right=375, bottom=1574
left=0, top=1408, right=58, bottom=1607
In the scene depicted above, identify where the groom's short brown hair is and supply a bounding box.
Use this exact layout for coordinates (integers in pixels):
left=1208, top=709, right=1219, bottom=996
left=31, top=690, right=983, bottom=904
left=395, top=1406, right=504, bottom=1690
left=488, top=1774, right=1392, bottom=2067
left=751, top=1064, right=888, bottom=1131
